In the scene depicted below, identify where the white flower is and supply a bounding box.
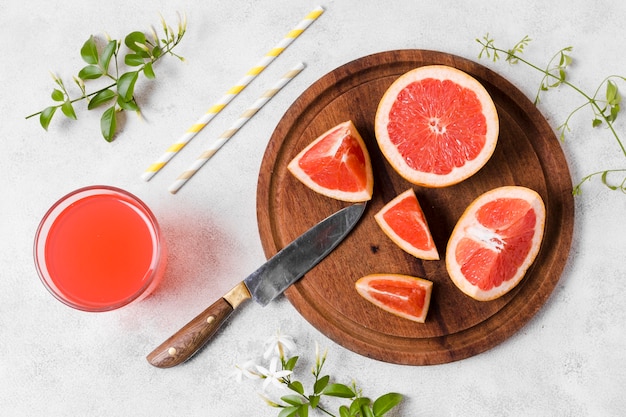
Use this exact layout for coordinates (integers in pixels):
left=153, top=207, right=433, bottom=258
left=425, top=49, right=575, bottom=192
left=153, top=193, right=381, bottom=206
left=256, top=357, right=292, bottom=391
left=263, top=330, right=296, bottom=360
left=233, top=359, right=261, bottom=383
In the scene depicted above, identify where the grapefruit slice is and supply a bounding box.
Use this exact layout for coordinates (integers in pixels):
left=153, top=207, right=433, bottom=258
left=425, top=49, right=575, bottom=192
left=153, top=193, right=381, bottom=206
left=446, top=186, right=546, bottom=301
left=374, top=188, right=439, bottom=260
left=355, top=274, right=433, bottom=323
left=287, top=120, right=374, bottom=202
left=374, top=65, right=499, bottom=187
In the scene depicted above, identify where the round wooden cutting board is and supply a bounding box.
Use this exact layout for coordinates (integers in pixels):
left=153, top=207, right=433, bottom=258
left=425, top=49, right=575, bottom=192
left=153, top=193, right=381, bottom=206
left=256, top=50, right=574, bottom=365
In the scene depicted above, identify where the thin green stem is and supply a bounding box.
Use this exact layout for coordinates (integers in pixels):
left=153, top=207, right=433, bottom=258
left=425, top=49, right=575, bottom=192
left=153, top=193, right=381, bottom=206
left=24, top=82, right=117, bottom=119
left=573, top=169, right=626, bottom=194
left=316, top=406, right=336, bottom=417
left=480, top=41, right=626, bottom=158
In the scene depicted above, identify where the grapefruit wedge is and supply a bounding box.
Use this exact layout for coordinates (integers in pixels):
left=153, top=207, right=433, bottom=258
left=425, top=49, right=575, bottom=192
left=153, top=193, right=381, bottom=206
left=355, top=274, right=433, bottom=323
left=287, top=121, right=374, bottom=202
left=446, top=186, right=546, bottom=301
left=374, top=65, right=499, bottom=187
left=374, top=188, right=439, bottom=260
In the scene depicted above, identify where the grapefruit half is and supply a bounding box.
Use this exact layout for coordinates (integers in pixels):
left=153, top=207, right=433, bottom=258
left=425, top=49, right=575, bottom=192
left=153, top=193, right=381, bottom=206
left=374, top=188, right=439, bottom=260
left=374, top=65, right=499, bottom=187
left=446, top=186, right=546, bottom=301
left=287, top=120, right=374, bottom=202
left=355, top=274, right=433, bottom=323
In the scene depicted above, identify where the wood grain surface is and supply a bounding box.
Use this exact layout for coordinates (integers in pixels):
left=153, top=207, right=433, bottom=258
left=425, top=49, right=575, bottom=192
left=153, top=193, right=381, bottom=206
left=256, top=50, right=574, bottom=365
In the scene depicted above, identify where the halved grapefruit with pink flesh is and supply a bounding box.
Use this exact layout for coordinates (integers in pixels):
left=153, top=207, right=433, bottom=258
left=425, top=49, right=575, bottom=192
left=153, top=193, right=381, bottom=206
left=375, top=65, right=499, bottom=187
left=446, top=186, right=546, bottom=301
left=287, top=120, right=374, bottom=202
left=374, top=188, right=439, bottom=260
left=355, top=274, right=433, bottom=323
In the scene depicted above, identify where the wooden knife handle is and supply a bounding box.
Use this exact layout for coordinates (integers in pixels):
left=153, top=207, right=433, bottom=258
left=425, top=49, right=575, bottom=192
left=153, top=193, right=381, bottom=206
left=147, top=281, right=251, bottom=368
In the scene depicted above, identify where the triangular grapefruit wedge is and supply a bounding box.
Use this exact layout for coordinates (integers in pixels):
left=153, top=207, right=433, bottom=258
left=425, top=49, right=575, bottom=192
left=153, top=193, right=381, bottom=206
left=375, top=65, right=499, bottom=187
left=374, top=188, right=439, bottom=260
left=287, top=120, right=374, bottom=202
left=355, top=274, right=433, bottom=323
left=446, top=186, right=546, bottom=301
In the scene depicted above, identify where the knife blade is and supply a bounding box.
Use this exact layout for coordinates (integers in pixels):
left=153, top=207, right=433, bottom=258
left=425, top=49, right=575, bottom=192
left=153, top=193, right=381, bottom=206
left=147, top=202, right=366, bottom=368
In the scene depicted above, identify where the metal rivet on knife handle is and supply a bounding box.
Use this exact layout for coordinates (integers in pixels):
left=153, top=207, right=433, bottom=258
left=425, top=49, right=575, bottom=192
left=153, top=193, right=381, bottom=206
left=146, top=283, right=252, bottom=368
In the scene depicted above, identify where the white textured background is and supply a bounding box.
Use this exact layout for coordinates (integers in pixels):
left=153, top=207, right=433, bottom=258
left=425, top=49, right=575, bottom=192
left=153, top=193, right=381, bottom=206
left=2, top=0, right=625, bottom=415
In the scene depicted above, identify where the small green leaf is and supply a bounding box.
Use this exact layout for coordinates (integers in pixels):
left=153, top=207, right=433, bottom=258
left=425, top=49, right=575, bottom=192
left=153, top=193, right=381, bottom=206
left=117, top=96, right=139, bottom=112
left=281, top=395, right=305, bottom=406
left=559, top=50, right=572, bottom=67
left=125, top=53, right=144, bottom=67
left=125, top=31, right=147, bottom=52
left=372, top=393, right=403, bottom=417
left=117, top=71, right=139, bottom=102
left=152, top=45, right=162, bottom=58
left=606, top=80, right=617, bottom=101
left=610, top=103, right=620, bottom=122
left=309, top=395, right=320, bottom=409
left=362, top=406, right=375, bottom=417
left=88, top=89, right=116, bottom=110
left=277, top=406, right=299, bottom=417
left=61, top=100, right=77, bottom=120
left=339, top=405, right=350, bottom=417
left=288, top=381, right=304, bottom=395
left=40, top=106, right=57, bottom=130
left=349, top=398, right=371, bottom=415
left=101, top=106, right=117, bottom=142
left=548, top=79, right=561, bottom=88
left=322, top=383, right=355, bottom=398
left=78, top=65, right=103, bottom=80
left=80, top=35, right=99, bottom=64
left=283, top=356, right=298, bottom=371
left=143, top=62, right=156, bottom=79
left=51, top=89, right=64, bottom=102
left=298, top=404, right=309, bottom=417
left=592, top=118, right=603, bottom=128
left=100, top=40, right=117, bottom=72
left=313, top=375, right=329, bottom=394
left=564, top=54, right=573, bottom=66
left=611, top=94, right=622, bottom=106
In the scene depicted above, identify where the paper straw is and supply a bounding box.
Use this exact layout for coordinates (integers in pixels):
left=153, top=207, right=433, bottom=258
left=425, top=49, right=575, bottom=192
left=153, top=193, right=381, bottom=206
left=141, top=6, right=324, bottom=181
left=168, top=63, right=305, bottom=194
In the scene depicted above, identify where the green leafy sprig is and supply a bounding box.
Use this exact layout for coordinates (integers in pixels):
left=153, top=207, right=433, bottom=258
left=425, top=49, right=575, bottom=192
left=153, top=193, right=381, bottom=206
left=235, top=332, right=402, bottom=417
left=477, top=34, right=626, bottom=194
left=26, top=14, right=187, bottom=142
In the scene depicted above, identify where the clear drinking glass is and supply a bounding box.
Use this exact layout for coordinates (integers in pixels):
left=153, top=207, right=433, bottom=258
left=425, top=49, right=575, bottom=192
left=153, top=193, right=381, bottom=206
left=34, top=186, right=167, bottom=312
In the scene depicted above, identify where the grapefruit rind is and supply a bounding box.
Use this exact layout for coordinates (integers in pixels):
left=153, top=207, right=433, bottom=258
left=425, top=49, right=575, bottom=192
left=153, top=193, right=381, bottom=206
left=374, top=65, right=499, bottom=188
left=374, top=188, right=440, bottom=260
left=287, top=120, right=374, bottom=202
left=445, top=186, right=546, bottom=301
left=355, top=274, right=433, bottom=323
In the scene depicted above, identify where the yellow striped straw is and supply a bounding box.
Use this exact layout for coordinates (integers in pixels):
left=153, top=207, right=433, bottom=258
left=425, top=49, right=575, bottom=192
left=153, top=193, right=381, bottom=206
left=141, top=6, right=324, bottom=181
left=168, top=62, right=305, bottom=194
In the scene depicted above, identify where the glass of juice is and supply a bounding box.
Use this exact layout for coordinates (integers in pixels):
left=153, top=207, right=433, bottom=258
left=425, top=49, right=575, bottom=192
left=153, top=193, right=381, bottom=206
left=34, top=186, right=167, bottom=312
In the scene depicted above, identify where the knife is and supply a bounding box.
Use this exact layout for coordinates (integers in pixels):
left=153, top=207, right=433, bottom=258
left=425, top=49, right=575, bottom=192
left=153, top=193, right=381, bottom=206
left=147, top=203, right=366, bottom=368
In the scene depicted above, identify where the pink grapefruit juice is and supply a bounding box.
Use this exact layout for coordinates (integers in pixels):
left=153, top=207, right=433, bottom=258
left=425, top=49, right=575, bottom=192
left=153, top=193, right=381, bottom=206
left=34, top=186, right=166, bottom=311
